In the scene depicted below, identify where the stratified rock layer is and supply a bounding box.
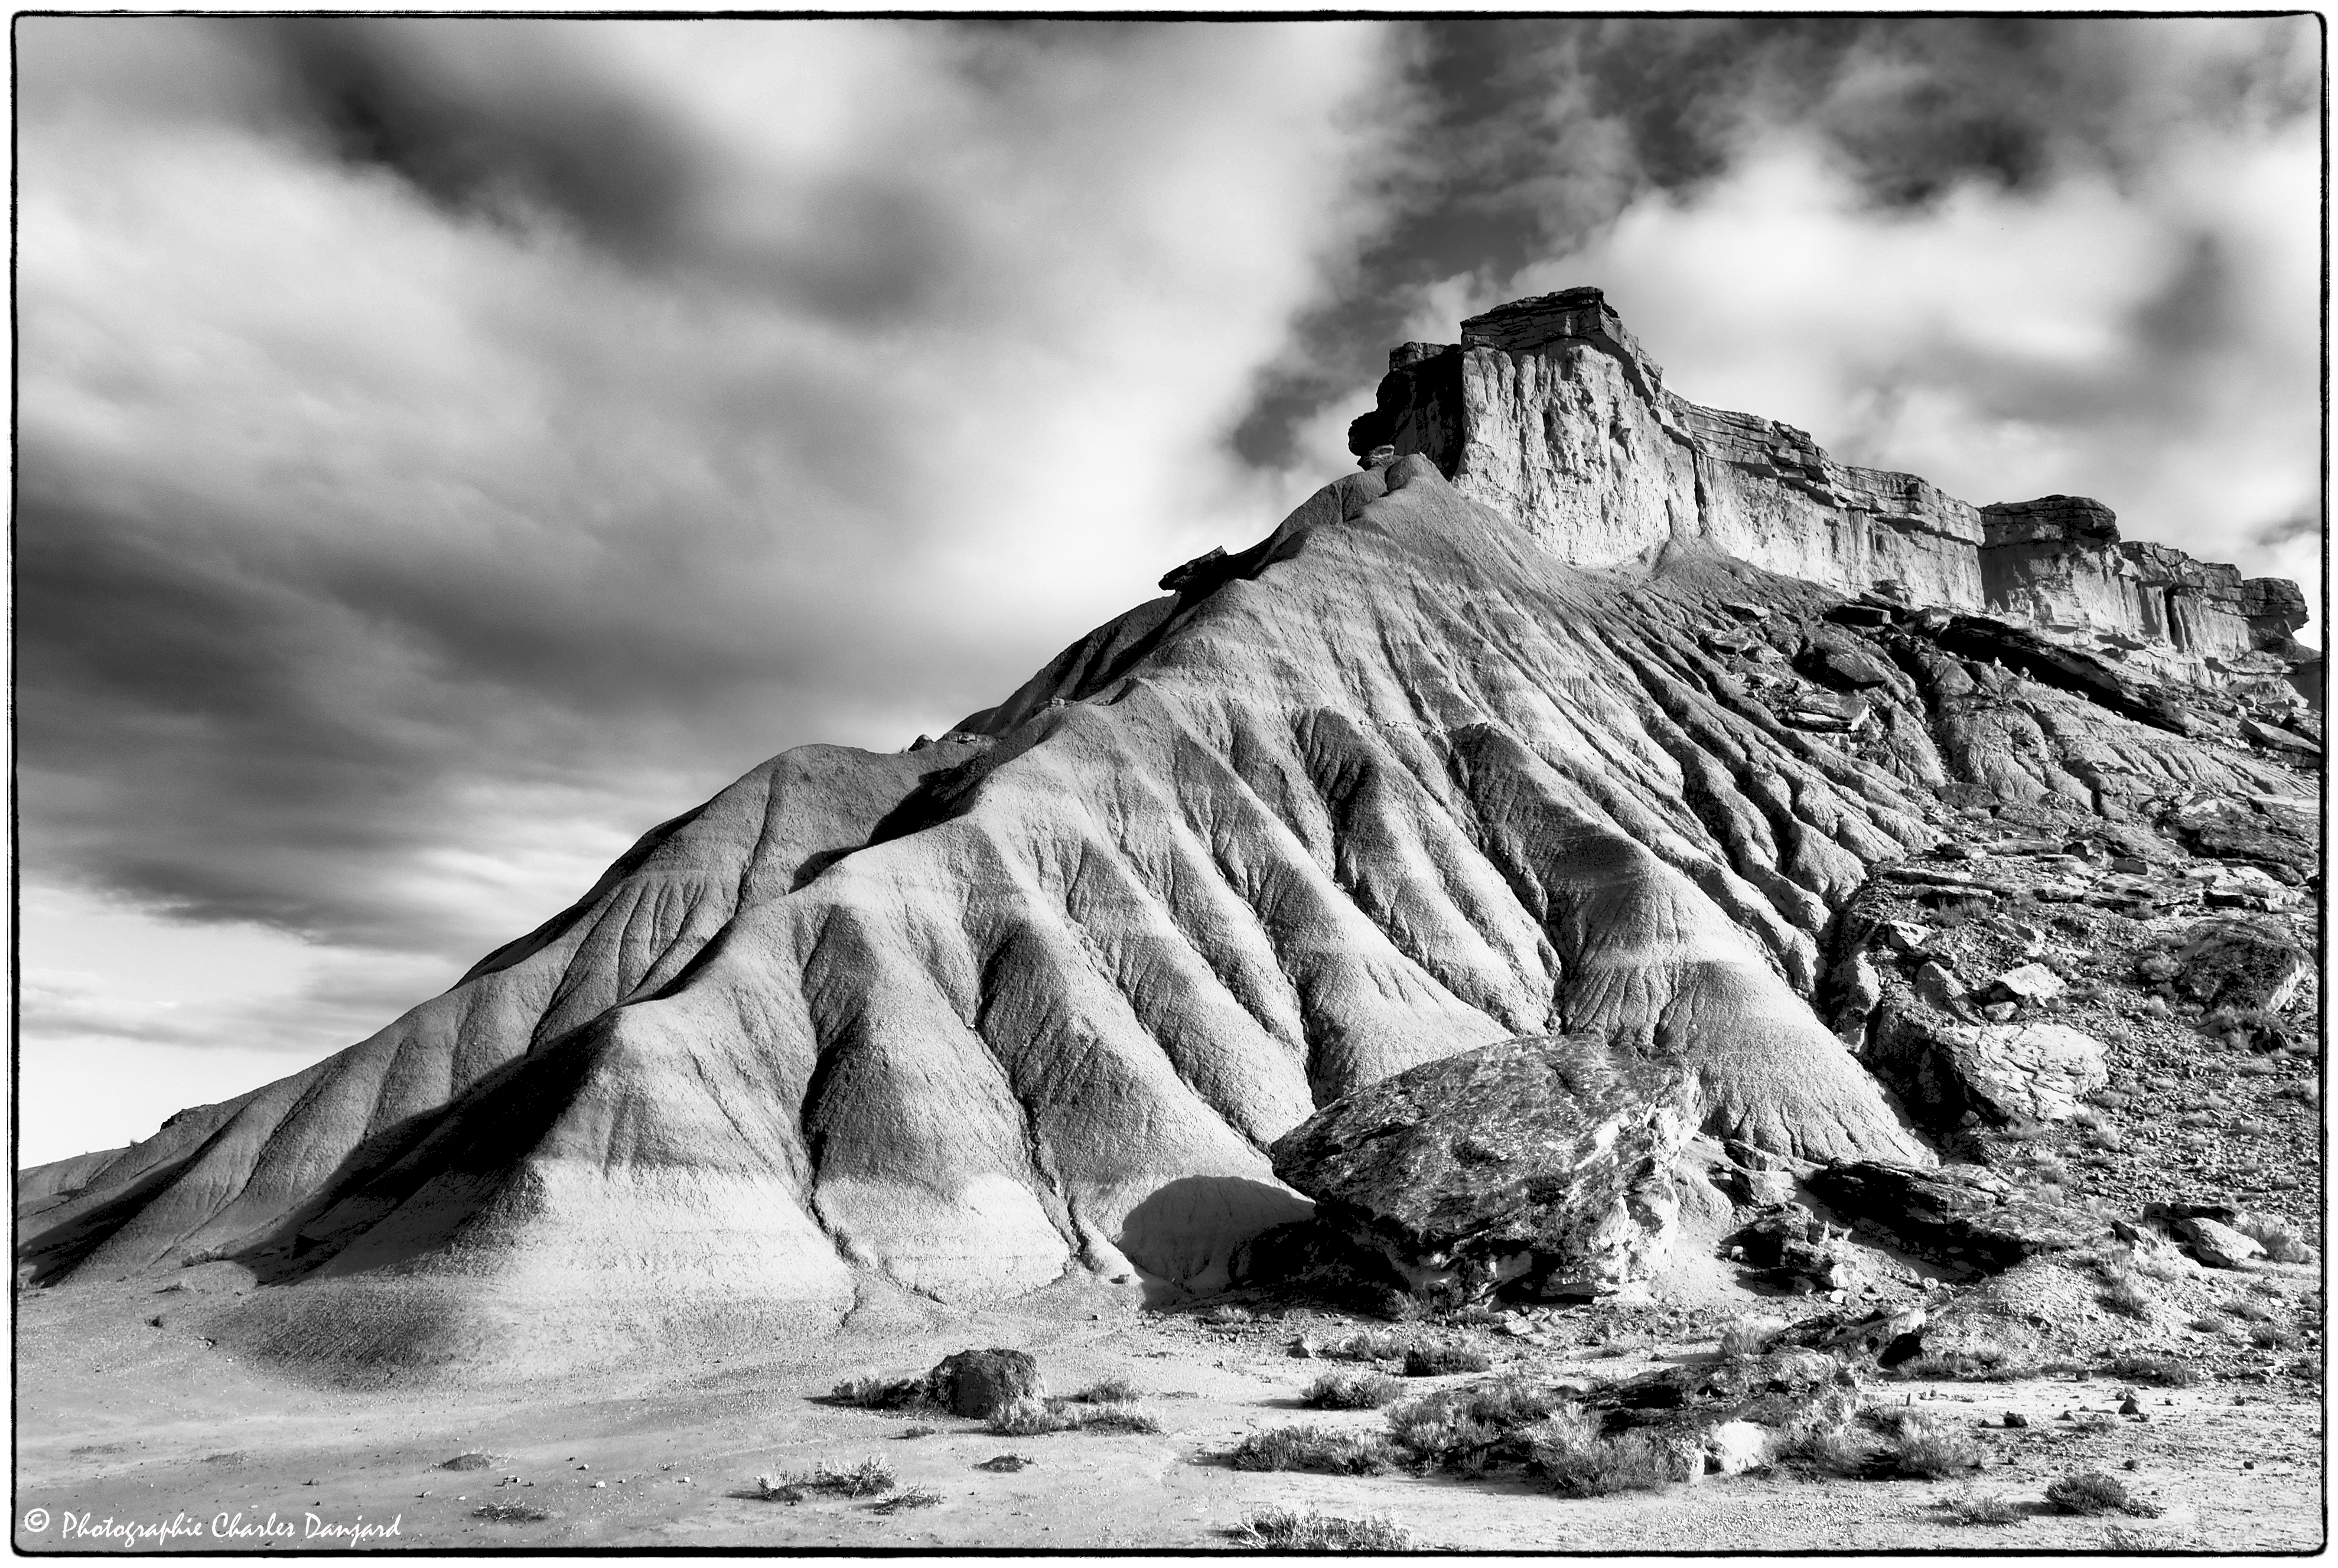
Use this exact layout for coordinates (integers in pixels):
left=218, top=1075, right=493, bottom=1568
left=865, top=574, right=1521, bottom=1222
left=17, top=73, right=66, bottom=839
left=1349, top=288, right=2310, bottom=696
left=1268, top=1036, right=1694, bottom=1298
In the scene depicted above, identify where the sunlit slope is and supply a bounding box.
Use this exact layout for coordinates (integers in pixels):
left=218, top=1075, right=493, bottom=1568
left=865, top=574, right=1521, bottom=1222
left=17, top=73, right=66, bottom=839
left=21, top=457, right=2289, bottom=1368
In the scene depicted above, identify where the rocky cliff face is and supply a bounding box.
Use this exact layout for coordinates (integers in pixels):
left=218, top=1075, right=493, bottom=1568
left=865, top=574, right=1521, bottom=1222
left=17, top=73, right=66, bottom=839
left=18, top=292, right=2317, bottom=1378
left=1349, top=288, right=2313, bottom=704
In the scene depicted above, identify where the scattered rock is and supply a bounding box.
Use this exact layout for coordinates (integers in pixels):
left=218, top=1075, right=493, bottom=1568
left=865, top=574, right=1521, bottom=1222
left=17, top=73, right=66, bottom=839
left=1878, top=921, right=1935, bottom=956
left=925, top=1349, right=1044, bottom=1418
left=2174, top=1218, right=2265, bottom=1272
left=1987, top=964, right=2066, bottom=1007
left=1913, top=961, right=1969, bottom=1012
left=1705, top=1420, right=1772, bottom=1476
left=440, top=1455, right=493, bottom=1472
left=1271, top=1035, right=1694, bottom=1300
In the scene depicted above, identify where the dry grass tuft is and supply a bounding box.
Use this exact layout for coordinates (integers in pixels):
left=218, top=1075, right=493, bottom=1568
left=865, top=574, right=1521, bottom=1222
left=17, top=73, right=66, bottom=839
left=1232, top=1507, right=1415, bottom=1551
left=986, top=1394, right=1163, bottom=1436
left=2047, top=1469, right=2160, bottom=1517
left=1522, top=1407, right=1677, bottom=1498
left=2099, top=1352, right=2203, bottom=1388
left=1894, top=1342, right=2032, bottom=1382
left=1941, top=1489, right=2023, bottom=1526
left=870, top=1485, right=942, bottom=1514
left=1385, top=1376, right=1578, bottom=1472
left=1317, top=1328, right=1409, bottom=1362
left=1880, top=1411, right=1985, bottom=1478
left=1775, top=1422, right=1880, bottom=1479
left=832, top=1375, right=927, bottom=1410
left=1402, top=1342, right=1493, bottom=1377
left=757, top=1458, right=897, bottom=1502
left=1718, top=1315, right=1789, bottom=1360
left=1229, top=1424, right=1391, bottom=1475
left=1303, top=1370, right=1402, bottom=1410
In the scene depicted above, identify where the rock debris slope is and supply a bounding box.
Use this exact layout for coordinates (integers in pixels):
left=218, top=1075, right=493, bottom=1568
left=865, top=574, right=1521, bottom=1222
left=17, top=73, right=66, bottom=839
left=18, top=291, right=2313, bottom=1375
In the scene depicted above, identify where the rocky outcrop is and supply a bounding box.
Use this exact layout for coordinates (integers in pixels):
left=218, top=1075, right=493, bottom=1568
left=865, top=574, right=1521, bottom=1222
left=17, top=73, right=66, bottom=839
left=1347, top=288, right=1987, bottom=606
left=1269, top=1036, right=1695, bottom=1300
left=1807, top=1161, right=2103, bottom=1275
left=1349, top=288, right=2310, bottom=702
left=1979, top=494, right=2305, bottom=674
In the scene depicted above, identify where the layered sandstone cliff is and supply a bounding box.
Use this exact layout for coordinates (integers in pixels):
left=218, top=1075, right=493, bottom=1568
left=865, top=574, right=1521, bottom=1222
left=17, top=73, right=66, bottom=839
left=1348, top=288, right=2312, bottom=701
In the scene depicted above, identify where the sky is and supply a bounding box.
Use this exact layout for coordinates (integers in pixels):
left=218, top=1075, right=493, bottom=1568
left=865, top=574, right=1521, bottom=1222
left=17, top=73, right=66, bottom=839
left=15, top=16, right=2323, bottom=1166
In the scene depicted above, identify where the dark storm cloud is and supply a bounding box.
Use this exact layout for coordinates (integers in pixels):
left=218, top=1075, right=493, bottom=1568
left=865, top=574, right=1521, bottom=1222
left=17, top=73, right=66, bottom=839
left=1232, top=17, right=2320, bottom=476
left=17, top=17, right=1408, bottom=969
left=257, top=18, right=701, bottom=262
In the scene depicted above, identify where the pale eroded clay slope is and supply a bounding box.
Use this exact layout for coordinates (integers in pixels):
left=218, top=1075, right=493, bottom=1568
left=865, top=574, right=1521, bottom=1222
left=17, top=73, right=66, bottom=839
left=17, top=455, right=2295, bottom=1376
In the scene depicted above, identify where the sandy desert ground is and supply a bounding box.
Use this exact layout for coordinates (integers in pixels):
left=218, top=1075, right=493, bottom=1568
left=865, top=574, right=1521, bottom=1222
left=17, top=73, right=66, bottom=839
left=14, top=1259, right=2321, bottom=1554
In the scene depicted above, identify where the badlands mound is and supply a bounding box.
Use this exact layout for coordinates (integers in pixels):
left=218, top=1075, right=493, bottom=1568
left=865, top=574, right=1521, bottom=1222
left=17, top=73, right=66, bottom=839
left=18, top=289, right=2316, bottom=1379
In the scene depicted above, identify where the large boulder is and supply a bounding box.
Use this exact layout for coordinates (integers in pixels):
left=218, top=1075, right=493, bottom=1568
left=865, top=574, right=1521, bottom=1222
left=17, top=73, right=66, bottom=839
left=1808, top=1161, right=2102, bottom=1275
left=1868, top=997, right=2107, bottom=1132
left=1269, top=1036, right=1694, bottom=1300
left=2172, top=917, right=2311, bottom=1013
left=925, top=1349, right=1043, bottom=1418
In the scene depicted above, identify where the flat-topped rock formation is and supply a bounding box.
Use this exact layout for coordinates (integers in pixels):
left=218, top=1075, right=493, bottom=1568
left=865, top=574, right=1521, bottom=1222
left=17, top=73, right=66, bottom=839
left=18, top=292, right=2316, bottom=1380
left=1349, top=288, right=2313, bottom=701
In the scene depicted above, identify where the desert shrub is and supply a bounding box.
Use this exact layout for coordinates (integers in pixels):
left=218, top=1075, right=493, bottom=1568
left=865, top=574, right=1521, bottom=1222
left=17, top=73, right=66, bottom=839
left=2223, top=1298, right=2275, bottom=1323
left=1941, top=1490, right=2022, bottom=1526
left=2046, top=1470, right=2160, bottom=1517
left=896, top=1425, right=937, bottom=1440
left=1200, top=1304, right=1256, bottom=1326
left=1060, top=1378, right=1139, bottom=1404
left=1874, top=1410, right=1985, bottom=1478
left=757, top=1458, right=897, bottom=1501
left=1229, top=1424, right=1389, bottom=1475
left=1523, top=1410, right=1677, bottom=1498
left=1384, top=1377, right=1577, bottom=1473
left=1304, top=1370, right=1401, bottom=1410
left=1232, top=1507, right=1414, bottom=1552
left=833, top=1375, right=926, bottom=1410
left=1895, top=1344, right=2033, bottom=1382
left=870, top=1485, right=942, bottom=1514
left=1317, top=1329, right=1408, bottom=1361
left=1718, top=1314, right=1789, bottom=1360
left=986, top=1397, right=1063, bottom=1436
left=472, top=1503, right=551, bottom=1524
left=2098, top=1352, right=2202, bottom=1388
left=1402, top=1342, right=1492, bottom=1377
left=2098, top=1272, right=2154, bottom=1321
left=1775, top=1422, right=1881, bottom=1479
left=2251, top=1322, right=2302, bottom=1351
